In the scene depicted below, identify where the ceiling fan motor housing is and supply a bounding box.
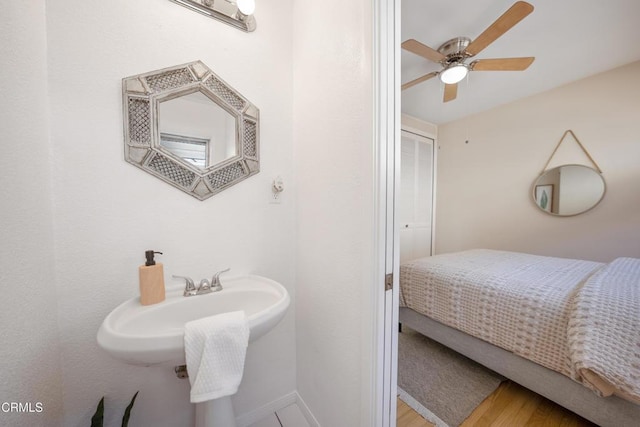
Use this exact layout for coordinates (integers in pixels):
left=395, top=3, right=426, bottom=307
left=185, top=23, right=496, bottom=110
left=437, top=37, right=472, bottom=65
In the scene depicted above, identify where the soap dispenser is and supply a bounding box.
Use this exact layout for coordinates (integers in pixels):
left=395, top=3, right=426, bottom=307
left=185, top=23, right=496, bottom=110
left=139, top=250, right=165, bottom=306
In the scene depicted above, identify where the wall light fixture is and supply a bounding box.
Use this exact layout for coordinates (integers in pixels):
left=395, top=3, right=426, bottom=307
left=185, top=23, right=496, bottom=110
left=170, top=0, right=256, bottom=32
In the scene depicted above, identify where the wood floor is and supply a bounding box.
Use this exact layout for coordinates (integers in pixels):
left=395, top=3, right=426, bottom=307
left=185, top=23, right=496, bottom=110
left=397, top=398, right=436, bottom=427
left=397, top=381, right=598, bottom=427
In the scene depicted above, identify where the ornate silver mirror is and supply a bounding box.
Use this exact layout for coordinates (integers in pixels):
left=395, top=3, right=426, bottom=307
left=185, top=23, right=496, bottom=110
left=532, top=164, right=605, bottom=216
left=123, top=61, right=259, bottom=200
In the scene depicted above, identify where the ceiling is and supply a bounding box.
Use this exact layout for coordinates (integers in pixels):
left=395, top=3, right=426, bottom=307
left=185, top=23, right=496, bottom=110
left=401, top=0, right=640, bottom=125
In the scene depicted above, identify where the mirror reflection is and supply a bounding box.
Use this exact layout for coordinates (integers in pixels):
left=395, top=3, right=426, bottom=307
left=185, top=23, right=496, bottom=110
left=533, top=165, right=605, bottom=216
left=158, top=91, right=237, bottom=169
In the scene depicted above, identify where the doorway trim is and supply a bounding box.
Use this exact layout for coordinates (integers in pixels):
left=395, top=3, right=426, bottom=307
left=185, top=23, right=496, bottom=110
left=367, top=0, right=400, bottom=425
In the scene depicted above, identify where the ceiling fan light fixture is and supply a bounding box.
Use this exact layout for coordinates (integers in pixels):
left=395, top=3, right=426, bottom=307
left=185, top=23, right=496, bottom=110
left=439, top=63, right=468, bottom=85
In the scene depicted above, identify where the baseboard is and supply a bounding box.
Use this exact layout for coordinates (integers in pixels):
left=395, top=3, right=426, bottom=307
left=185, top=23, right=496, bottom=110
left=235, top=392, right=297, bottom=427
left=235, top=390, right=321, bottom=427
left=294, top=391, right=321, bottom=427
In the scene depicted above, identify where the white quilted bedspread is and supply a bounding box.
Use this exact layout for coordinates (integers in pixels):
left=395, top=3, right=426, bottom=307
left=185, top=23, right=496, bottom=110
left=400, top=249, right=604, bottom=378
left=568, top=257, right=640, bottom=403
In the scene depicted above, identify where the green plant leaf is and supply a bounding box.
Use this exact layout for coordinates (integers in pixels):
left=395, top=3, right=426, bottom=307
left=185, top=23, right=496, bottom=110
left=90, top=397, right=104, bottom=427
left=121, top=391, right=139, bottom=427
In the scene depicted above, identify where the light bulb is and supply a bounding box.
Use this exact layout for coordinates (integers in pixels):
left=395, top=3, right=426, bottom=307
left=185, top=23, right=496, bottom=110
left=439, top=64, right=468, bottom=85
left=237, top=0, right=255, bottom=15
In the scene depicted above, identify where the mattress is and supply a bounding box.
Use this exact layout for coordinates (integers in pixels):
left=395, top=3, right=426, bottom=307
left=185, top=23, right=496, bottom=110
left=399, top=249, right=604, bottom=378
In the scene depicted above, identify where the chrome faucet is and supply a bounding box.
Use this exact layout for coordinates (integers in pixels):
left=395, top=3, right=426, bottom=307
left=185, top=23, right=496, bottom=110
left=197, top=278, right=212, bottom=294
left=173, top=268, right=230, bottom=297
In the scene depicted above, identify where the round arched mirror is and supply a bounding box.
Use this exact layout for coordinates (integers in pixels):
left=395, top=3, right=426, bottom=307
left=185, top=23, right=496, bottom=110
left=532, top=165, right=605, bottom=216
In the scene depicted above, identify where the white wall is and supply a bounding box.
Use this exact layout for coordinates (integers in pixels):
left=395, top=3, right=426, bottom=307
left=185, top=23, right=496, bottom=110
left=436, top=61, right=640, bottom=262
left=292, top=0, right=375, bottom=425
left=43, top=0, right=295, bottom=425
left=0, top=3, right=64, bottom=426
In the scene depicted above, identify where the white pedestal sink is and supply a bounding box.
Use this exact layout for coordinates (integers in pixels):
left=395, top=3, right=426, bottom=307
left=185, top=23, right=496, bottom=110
left=195, top=396, right=236, bottom=427
left=97, top=275, right=290, bottom=427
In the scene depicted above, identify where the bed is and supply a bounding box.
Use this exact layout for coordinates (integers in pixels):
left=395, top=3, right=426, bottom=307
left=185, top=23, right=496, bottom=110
left=399, top=249, right=640, bottom=427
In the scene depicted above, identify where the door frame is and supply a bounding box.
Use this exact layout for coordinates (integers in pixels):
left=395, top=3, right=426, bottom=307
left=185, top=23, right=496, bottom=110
left=369, top=0, right=400, bottom=425
left=371, top=2, right=443, bottom=425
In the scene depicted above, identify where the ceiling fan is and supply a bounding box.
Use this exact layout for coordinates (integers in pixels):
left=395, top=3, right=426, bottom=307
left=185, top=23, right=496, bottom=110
left=402, top=1, right=535, bottom=102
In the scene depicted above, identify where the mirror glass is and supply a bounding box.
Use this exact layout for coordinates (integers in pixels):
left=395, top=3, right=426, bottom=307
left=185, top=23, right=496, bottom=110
left=158, top=91, right=237, bottom=169
left=533, top=165, right=605, bottom=216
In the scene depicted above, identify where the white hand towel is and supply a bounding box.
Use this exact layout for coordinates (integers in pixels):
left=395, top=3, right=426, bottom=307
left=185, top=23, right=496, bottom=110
left=184, top=310, right=250, bottom=403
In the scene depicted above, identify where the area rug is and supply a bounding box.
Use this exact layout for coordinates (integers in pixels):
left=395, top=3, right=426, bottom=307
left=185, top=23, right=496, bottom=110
left=398, top=325, right=504, bottom=427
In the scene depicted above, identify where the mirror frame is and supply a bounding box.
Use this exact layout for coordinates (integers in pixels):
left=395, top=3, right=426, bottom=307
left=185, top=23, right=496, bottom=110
left=123, top=61, right=259, bottom=200
left=532, top=164, right=606, bottom=217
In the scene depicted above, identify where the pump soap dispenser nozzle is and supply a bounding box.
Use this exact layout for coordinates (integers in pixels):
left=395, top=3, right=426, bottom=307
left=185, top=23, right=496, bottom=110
left=145, top=250, right=162, bottom=266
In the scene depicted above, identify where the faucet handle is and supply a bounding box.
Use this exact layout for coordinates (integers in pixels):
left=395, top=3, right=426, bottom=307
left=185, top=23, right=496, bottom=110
left=173, top=275, right=197, bottom=296
left=211, top=268, right=230, bottom=290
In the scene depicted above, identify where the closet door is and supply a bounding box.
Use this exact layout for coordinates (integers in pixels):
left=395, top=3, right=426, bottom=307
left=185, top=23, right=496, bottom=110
left=399, top=130, right=434, bottom=263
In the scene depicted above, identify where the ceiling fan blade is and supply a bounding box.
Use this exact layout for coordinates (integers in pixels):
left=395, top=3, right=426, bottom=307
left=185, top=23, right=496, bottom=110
left=466, top=1, right=534, bottom=57
left=401, top=71, right=439, bottom=91
left=402, top=39, right=445, bottom=63
left=471, top=57, right=535, bottom=71
left=443, top=83, right=458, bottom=103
